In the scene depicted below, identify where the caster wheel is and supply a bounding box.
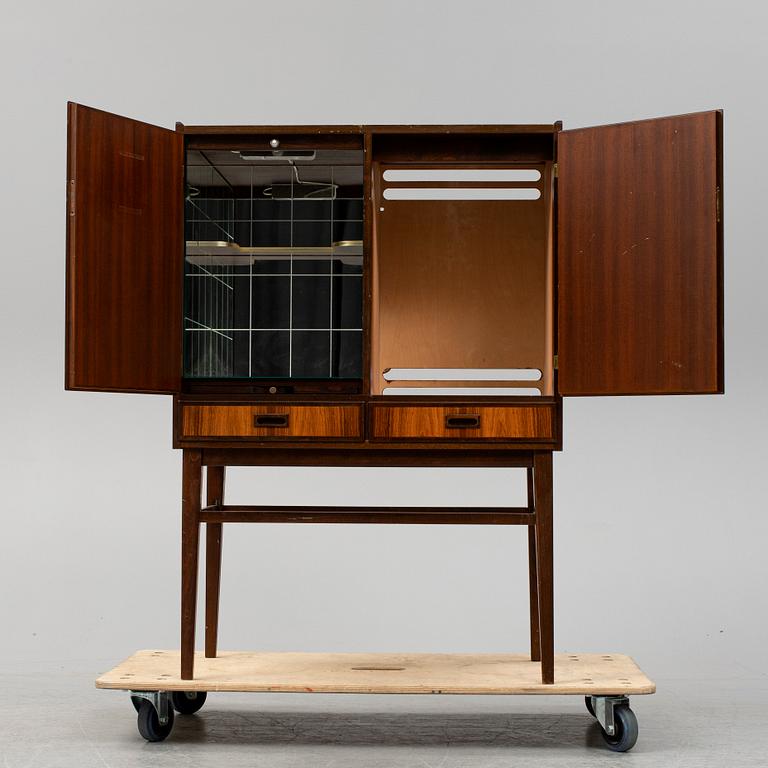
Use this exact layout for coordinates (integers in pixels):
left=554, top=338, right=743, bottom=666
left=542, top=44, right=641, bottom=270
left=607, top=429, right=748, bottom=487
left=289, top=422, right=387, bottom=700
left=172, top=690, right=207, bottom=715
left=136, top=699, right=175, bottom=742
left=601, top=704, right=638, bottom=753
left=130, top=695, right=142, bottom=713
left=585, top=695, right=595, bottom=717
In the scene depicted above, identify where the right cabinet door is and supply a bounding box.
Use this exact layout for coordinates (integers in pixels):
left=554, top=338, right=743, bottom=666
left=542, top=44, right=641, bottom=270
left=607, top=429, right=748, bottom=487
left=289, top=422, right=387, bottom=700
left=557, top=111, right=723, bottom=395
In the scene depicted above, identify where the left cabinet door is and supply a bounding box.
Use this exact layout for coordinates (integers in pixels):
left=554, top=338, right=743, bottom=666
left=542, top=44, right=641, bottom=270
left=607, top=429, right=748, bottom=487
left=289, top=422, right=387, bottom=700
left=66, top=102, right=183, bottom=393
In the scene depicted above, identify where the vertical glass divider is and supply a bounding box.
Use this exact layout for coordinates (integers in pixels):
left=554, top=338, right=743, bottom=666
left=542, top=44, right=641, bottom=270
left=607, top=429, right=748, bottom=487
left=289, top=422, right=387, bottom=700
left=202, top=188, right=207, bottom=377
left=288, top=165, right=294, bottom=378
left=248, top=166, right=253, bottom=377
left=329, top=165, right=335, bottom=377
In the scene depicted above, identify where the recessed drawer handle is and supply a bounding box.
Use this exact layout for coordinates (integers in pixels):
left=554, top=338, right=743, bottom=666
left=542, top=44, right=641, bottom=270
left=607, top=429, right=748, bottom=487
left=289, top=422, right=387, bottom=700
left=445, top=414, right=481, bottom=429
left=254, top=413, right=290, bottom=428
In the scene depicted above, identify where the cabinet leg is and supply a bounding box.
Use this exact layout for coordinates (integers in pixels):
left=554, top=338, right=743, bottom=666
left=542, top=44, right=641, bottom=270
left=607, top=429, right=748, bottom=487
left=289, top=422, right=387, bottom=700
left=205, top=466, right=225, bottom=659
left=181, top=449, right=202, bottom=680
left=533, top=451, right=554, bottom=684
left=527, top=467, right=541, bottom=662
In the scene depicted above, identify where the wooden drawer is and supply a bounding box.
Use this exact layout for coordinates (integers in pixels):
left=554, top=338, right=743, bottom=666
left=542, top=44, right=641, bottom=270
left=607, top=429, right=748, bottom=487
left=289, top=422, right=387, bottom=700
left=370, top=405, right=554, bottom=441
left=181, top=404, right=363, bottom=440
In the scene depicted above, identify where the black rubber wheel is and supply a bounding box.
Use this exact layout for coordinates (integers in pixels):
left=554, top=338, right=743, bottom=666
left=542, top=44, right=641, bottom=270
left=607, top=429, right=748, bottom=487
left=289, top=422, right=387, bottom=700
left=171, top=690, right=207, bottom=715
left=131, top=696, right=142, bottom=713
left=585, top=695, right=595, bottom=717
left=136, top=699, right=175, bottom=742
left=601, top=704, right=638, bottom=753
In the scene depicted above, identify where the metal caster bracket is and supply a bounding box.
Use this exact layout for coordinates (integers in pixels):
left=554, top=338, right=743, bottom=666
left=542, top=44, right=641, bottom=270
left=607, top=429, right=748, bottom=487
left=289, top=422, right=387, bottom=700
left=590, top=695, right=629, bottom=737
left=130, top=690, right=171, bottom=725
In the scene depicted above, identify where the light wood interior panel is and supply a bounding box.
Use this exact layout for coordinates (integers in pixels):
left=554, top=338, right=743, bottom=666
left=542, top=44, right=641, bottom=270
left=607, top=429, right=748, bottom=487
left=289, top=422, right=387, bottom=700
left=371, top=162, right=554, bottom=395
left=182, top=404, right=362, bottom=439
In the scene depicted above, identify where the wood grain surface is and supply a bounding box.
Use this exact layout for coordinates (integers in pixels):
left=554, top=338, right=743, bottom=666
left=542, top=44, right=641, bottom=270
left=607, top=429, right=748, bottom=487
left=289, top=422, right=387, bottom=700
left=182, top=404, right=363, bottom=439
left=557, top=111, right=723, bottom=395
left=371, top=405, right=554, bottom=440
left=96, top=650, right=655, bottom=695
left=66, top=102, right=183, bottom=392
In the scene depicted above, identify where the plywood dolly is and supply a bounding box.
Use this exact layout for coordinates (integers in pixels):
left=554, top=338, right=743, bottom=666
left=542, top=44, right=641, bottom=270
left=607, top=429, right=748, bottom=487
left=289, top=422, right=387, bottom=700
left=98, top=650, right=654, bottom=750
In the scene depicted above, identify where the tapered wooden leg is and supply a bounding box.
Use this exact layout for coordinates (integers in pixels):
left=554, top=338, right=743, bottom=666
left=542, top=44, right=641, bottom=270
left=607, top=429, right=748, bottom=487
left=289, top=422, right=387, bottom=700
left=526, top=468, right=541, bottom=662
left=181, top=449, right=202, bottom=680
left=533, top=451, right=554, bottom=684
left=205, top=466, right=226, bottom=658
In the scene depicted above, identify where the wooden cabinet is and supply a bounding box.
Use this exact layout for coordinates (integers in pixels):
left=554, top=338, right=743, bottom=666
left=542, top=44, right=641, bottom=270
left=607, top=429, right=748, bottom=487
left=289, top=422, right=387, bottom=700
left=64, top=104, right=724, bottom=685
left=66, top=104, right=723, bottom=440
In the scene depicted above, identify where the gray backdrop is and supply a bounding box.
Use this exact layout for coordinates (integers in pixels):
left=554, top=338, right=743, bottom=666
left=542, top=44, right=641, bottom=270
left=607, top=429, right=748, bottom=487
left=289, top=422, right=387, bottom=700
left=0, top=0, right=764, bottom=682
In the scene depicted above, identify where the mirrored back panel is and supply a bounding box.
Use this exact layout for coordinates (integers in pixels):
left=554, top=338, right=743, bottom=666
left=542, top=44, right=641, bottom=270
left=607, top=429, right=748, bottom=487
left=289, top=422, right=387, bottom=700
left=183, top=148, right=364, bottom=380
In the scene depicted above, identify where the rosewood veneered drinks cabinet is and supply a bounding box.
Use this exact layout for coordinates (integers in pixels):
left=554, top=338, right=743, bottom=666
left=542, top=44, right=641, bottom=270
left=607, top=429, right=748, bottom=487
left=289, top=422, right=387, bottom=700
left=66, top=104, right=723, bottom=684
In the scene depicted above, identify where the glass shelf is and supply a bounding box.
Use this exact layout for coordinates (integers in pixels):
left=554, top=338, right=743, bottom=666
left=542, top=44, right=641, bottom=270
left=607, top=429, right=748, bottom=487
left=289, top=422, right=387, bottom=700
left=185, top=240, right=362, bottom=267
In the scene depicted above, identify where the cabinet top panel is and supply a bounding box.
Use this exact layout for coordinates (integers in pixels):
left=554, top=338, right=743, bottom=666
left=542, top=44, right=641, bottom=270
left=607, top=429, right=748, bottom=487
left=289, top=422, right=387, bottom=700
left=180, top=124, right=559, bottom=136
left=181, top=124, right=364, bottom=135
left=365, top=124, right=558, bottom=134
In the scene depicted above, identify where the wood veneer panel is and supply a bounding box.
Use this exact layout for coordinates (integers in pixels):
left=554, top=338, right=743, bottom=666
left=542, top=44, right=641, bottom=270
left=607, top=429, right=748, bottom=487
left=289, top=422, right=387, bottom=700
left=371, top=405, right=553, bottom=440
left=182, top=404, right=362, bottom=439
left=371, top=134, right=554, bottom=162
left=372, top=162, right=554, bottom=395
left=199, top=449, right=539, bottom=467
left=97, top=650, right=655, bottom=695
left=199, top=505, right=533, bottom=525
left=66, top=103, right=183, bottom=393
left=558, top=111, right=723, bottom=395
left=182, top=125, right=363, bottom=135
left=185, top=134, right=363, bottom=151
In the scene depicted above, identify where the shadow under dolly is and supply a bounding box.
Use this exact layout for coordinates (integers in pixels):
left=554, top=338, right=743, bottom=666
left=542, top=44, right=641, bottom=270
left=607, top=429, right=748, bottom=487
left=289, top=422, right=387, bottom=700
left=167, top=709, right=609, bottom=750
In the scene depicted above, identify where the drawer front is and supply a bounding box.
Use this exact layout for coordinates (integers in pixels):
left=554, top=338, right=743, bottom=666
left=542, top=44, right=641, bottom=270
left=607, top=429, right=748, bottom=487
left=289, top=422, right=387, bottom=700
left=371, top=405, right=554, bottom=441
left=182, top=404, right=363, bottom=440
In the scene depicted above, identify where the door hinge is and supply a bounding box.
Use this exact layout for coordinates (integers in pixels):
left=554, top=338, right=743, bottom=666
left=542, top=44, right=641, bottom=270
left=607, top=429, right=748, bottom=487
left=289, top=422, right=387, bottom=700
left=553, top=354, right=559, bottom=370
left=552, top=163, right=558, bottom=179
left=69, top=180, right=75, bottom=216
left=716, top=185, right=721, bottom=223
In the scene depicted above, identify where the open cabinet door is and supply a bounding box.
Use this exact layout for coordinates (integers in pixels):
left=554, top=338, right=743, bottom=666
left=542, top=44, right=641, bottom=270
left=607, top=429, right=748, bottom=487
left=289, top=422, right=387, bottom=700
left=557, top=111, right=723, bottom=395
left=66, top=102, right=183, bottom=393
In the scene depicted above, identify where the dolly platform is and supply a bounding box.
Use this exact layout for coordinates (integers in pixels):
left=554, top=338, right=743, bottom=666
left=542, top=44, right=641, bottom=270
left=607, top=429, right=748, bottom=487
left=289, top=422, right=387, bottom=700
left=97, top=650, right=655, bottom=751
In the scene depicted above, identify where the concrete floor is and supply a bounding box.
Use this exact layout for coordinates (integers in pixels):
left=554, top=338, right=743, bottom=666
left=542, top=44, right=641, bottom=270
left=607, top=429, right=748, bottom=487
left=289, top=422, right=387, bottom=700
left=1, top=662, right=766, bottom=767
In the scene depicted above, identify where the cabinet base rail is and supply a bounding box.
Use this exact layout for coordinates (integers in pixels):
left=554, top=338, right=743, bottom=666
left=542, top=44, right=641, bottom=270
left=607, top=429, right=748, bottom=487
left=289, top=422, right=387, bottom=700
left=200, top=504, right=534, bottom=525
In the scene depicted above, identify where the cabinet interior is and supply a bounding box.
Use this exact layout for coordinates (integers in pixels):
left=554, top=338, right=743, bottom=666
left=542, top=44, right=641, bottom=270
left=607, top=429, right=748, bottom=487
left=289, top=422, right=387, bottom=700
left=184, top=146, right=364, bottom=381
left=371, top=132, right=555, bottom=398
left=182, top=129, right=555, bottom=398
